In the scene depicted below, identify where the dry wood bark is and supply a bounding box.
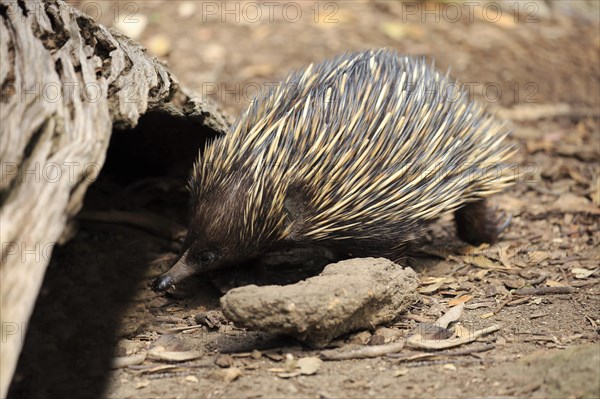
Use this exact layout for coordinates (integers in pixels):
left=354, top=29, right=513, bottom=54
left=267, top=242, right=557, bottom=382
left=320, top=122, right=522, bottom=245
left=0, top=1, right=228, bottom=395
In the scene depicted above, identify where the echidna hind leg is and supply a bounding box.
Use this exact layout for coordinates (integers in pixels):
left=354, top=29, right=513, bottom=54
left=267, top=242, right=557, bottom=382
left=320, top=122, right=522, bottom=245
left=454, top=199, right=511, bottom=246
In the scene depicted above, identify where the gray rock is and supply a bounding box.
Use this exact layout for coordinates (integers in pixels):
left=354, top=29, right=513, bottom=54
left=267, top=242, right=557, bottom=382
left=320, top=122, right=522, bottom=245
left=220, top=258, right=419, bottom=347
left=488, top=343, right=600, bottom=398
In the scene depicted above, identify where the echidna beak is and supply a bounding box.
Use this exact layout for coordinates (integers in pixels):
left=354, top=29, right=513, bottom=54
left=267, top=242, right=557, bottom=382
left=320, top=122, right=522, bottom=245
left=151, top=274, right=173, bottom=292
left=151, top=257, right=195, bottom=293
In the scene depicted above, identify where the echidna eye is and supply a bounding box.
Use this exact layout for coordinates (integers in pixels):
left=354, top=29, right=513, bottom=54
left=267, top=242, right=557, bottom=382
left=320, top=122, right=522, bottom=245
left=198, top=251, right=216, bottom=263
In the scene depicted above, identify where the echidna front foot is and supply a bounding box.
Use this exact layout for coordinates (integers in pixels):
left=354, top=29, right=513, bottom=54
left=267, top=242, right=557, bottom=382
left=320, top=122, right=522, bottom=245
left=496, top=212, right=512, bottom=234
left=454, top=199, right=511, bottom=246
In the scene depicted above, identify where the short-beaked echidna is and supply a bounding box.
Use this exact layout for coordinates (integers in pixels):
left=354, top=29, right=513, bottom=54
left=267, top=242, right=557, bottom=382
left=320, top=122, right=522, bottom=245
left=152, top=49, right=516, bottom=292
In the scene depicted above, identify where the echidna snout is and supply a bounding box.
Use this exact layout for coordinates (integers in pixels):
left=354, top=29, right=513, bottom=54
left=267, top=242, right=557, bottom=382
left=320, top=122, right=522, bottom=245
left=151, top=273, right=174, bottom=292
left=152, top=246, right=236, bottom=292
left=152, top=257, right=192, bottom=292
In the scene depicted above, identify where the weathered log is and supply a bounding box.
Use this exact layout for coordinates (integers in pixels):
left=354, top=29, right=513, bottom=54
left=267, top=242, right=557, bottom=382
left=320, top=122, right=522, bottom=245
left=0, top=1, right=228, bottom=395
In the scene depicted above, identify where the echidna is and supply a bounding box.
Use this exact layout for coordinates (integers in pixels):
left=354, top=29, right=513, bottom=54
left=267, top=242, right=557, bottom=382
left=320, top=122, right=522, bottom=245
left=152, top=49, right=515, bottom=292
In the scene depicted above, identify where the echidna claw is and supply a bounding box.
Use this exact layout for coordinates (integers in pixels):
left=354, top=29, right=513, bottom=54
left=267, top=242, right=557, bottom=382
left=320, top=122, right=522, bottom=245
left=496, top=212, right=512, bottom=234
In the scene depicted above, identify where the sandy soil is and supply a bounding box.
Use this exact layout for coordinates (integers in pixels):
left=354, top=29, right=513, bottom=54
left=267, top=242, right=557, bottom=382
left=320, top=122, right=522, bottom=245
left=8, top=1, right=600, bottom=398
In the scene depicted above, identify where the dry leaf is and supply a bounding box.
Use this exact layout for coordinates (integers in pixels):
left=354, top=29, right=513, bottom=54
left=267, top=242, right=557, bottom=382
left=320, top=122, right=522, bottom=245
left=435, top=303, right=465, bottom=328
left=528, top=251, right=551, bottom=265
left=555, top=193, right=600, bottom=214
left=497, top=103, right=571, bottom=121
left=572, top=268, right=598, bottom=279
left=567, top=167, right=589, bottom=184
left=591, top=175, right=599, bottom=206
left=463, top=255, right=509, bottom=270
left=462, top=244, right=490, bottom=255
left=449, top=295, right=474, bottom=306
left=421, top=277, right=455, bottom=284
left=406, top=325, right=501, bottom=350
left=418, top=280, right=445, bottom=294
left=497, top=243, right=514, bottom=269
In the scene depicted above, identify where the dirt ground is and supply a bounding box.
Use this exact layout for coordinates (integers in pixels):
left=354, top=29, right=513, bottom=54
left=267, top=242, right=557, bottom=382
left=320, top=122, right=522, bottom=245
left=8, top=1, right=600, bottom=398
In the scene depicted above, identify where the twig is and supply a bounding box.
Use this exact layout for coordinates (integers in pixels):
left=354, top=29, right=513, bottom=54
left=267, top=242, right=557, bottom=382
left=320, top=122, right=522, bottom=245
left=147, top=349, right=203, bottom=362
left=160, top=324, right=204, bottom=333
left=111, top=353, right=147, bottom=369
left=513, top=286, right=576, bottom=295
left=155, top=316, right=187, bottom=324
left=493, top=297, right=512, bottom=314
left=320, top=341, right=405, bottom=360
left=521, top=336, right=558, bottom=343
left=406, top=325, right=501, bottom=350
left=497, top=103, right=598, bottom=121
left=507, top=297, right=531, bottom=306
left=135, top=365, right=180, bottom=374
left=78, top=210, right=186, bottom=240
left=387, top=344, right=495, bottom=360
left=129, top=359, right=213, bottom=370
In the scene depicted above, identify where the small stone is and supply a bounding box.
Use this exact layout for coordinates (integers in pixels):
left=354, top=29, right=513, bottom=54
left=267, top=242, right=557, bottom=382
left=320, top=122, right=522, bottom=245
left=251, top=350, right=262, bottom=359
left=348, top=330, right=372, bottom=345
left=367, top=335, right=386, bottom=346
left=283, top=353, right=296, bottom=372
left=393, top=368, right=408, bottom=377
left=414, top=323, right=453, bottom=340
left=195, top=310, right=225, bottom=328
left=443, top=364, right=457, bottom=372
left=374, top=327, right=403, bottom=343
left=297, top=357, right=322, bottom=375
left=223, top=367, right=242, bottom=383
left=184, top=375, right=199, bottom=383
left=215, top=354, right=234, bottom=368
